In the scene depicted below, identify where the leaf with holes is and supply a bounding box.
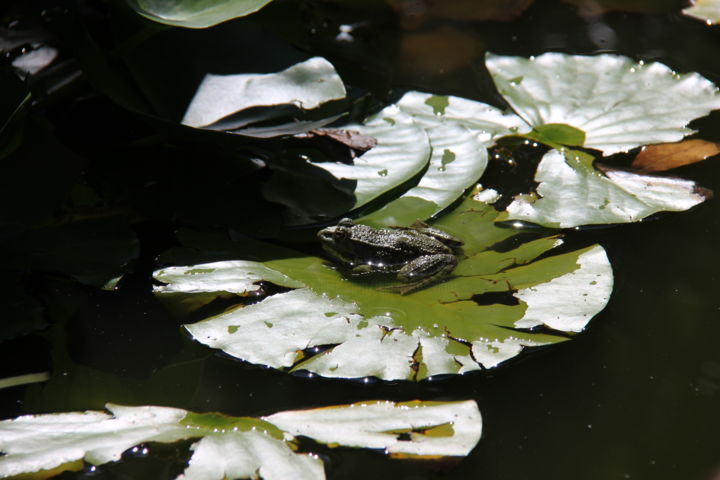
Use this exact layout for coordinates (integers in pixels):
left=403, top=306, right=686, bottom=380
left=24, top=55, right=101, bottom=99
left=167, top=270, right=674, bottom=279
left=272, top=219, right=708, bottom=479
left=0, top=400, right=481, bottom=479
left=155, top=194, right=613, bottom=381
left=503, top=149, right=710, bottom=228
left=486, top=52, right=720, bottom=155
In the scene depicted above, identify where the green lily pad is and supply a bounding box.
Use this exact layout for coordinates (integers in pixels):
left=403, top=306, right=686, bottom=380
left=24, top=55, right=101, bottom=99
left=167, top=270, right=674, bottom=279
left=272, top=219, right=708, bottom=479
left=182, top=57, right=346, bottom=129
left=504, top=149, right=710, bottom=228
left=0, top=400, right=481, bottom=478
left=156, top=195, right=613, bottom=381
left=683, top=0, right=720, bottom=24
left=486, top=52, right=720, bottom=155
left=126, top=0, right=274, bottom=28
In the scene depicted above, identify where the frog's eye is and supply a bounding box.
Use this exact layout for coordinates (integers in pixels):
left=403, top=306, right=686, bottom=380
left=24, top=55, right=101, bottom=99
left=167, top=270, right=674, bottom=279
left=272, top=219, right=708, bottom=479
left=333, top=227, right=349, bottom=242
left=338, top=218, right=354, bottom=227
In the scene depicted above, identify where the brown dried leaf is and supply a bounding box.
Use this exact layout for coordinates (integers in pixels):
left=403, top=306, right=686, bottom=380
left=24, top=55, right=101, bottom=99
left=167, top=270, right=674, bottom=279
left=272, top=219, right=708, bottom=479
left=632, top=139, right=720, bottom=172
left=308, top=128, right=378, bottom=152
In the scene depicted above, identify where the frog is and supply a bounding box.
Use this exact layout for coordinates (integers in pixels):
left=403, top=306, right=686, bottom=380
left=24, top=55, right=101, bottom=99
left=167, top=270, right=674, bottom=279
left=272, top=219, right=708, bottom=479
left=317, top=218, right=463, bottom=294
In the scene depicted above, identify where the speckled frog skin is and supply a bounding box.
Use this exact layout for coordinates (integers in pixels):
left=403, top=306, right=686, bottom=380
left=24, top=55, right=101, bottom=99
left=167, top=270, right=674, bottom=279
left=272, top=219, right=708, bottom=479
left=317, top=218, right=463, bottom=294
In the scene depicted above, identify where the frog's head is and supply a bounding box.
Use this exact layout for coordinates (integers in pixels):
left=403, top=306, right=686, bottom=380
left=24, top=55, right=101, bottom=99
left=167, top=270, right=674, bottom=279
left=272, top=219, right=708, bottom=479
left=317, top=218, right=357, bottom=264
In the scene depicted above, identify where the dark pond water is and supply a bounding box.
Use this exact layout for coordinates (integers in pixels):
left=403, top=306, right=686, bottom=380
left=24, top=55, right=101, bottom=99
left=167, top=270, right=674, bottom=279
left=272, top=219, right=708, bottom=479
left=2, top=0, right=720, bottom=479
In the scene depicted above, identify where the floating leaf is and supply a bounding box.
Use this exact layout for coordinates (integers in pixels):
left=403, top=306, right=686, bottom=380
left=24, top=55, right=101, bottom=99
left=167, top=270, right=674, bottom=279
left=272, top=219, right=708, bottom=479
left=264, top=399, right=482, bottom=458
left=125, top=0, right=274, bottom=29
left=0, top=400, right=482, bottom=478
left=316, top=106, right=431, bottom=211
left=160, top=195, right=613, bottom=381
left=632, top=139, right=720, bottom=172
left=182, top=57, right=346, bottom=128
left=396, top=90, right=529, bottom=145
left=683, top=0, right=720, bottom=24
left=505, top=149, right=709, bottom=228
left=358, top=123, right=488, bottom=227
left=486, top=52, right=720, bottom=155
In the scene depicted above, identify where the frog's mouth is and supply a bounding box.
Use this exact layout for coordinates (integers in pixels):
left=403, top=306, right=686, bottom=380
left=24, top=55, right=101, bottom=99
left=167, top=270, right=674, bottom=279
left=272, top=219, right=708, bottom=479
left=318, top=241, right=355, bottom=267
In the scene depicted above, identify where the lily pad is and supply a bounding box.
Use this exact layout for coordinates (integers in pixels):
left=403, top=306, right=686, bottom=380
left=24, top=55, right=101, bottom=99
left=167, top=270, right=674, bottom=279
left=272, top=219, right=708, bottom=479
left=316, top=106, right=431, bottom=211
left=156, top=195, right=613, bottom=381
left=683, top=0, right=720, bottom=24
left=182, top=57, right=346, bottom=128
left=358, top=123, right=488, bottom=227
left=486, top=52, right=720, bottom=155
left=387, top=55, right=717, bottom=227
left=0, top=400, right=482, bottom=479
left=126, top=0, right=274, bottom=29
left=504, top=149, right=709, bottom=228
left=396, top=90, right=529, bottom=145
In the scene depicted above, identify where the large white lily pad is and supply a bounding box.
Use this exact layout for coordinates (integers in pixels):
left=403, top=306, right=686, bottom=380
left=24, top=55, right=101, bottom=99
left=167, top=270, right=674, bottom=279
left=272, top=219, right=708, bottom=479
left=486, top=52, right=720, bottom=155
left=505, top=149, right=709, bottom=228
left=157, top=195, right=613, bottom=381
left=316, top=106, right=431, bottom=211
left=358, top=123, right=488, bottom=227
left=396, top=90, right=529, bottom=144
left=0, top=400, right=481, bottom=479
left=182, top=57, right=346, bottom=128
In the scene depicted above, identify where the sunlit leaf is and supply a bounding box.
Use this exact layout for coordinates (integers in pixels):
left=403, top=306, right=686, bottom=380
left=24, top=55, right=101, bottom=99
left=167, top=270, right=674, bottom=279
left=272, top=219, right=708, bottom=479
left=632, top=139, right=720, bottom=172
left=358, top=123, right=488, bottom=227
left=396, top=90, right=529, bottom=145
left=182, top=57, right=346, bottom=128
left=126, top=0, right=274, bottom=29
left=683, top=0, right=720, bottom=24
left=264, top=400, right=482, bottom=458
left=0, top=400, right=481, bottom=478
left=315, top=105, right=431, bottom=211
left=161, top=195, right=612, bottom=381
left=505, top=149, right=709, bottom=228
left=486, top=52, right=720, bottom=155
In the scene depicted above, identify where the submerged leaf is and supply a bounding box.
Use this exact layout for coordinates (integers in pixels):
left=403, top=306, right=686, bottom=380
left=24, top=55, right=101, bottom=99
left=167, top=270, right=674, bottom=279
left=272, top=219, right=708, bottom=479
left=505, top=149, right=709, bottom=227
left=163, top=195, right=613, bottom=381
left=304, top=128, right=378, bottom=151
left=182, top=57, right=346, bottom=128
left=486, top=52, right=720, bottom=155
left=126, top=0, right=274, bottom=28
left=632, top=139, right=720, bottom=172
left=0, top=401, right=481, bottom=478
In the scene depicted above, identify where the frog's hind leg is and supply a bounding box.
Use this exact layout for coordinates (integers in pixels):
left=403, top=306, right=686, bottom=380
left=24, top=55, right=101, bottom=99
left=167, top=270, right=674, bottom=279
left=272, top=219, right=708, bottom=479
left=395, top=253, right=457, bottom=294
